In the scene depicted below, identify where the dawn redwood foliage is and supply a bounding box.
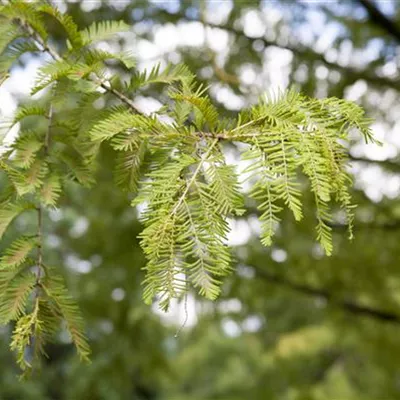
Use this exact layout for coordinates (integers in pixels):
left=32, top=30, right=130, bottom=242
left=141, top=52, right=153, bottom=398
left=0, top=1, right=375, bottom=372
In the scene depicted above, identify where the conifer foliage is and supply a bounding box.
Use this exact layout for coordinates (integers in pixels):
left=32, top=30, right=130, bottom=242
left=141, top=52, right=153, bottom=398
left=0, top=1, right=375, bottom=371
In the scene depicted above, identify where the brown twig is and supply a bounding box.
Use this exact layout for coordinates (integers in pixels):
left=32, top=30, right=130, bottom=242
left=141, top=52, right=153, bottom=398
left=357, top=0, right=400, bottom=43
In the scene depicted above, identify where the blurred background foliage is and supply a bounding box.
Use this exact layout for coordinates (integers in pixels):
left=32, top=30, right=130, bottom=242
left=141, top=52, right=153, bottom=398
left=1, top=0, right=400, bottom=398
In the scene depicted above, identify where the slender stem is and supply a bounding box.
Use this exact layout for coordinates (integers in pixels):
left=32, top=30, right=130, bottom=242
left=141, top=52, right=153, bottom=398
left=35, top=103, right=53, bottom=288
left=45, top=104, right=53, bottom=153
left=171, top=138, right=218, bottom=215
left=35, top=205, right=43, bottom=286
left=174, top=289, right=189, bottom=338
left=21, top=21, right=143, bottom=114
left=99, top=81, right=142, bottom=114
left=230, top=115, right=268, bottom=135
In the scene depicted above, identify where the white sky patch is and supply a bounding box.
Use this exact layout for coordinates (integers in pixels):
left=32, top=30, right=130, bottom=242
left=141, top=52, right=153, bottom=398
left=135, top=201, right=147, bottom=220
left=294, top=64, right=308, bottom=83
left=107, top=0, right=131, bottom=12
left=205, top=0, right=233, bottom=25
left=306, top=8, right=326, bottom=36
left=53, top=0, right=67, bottom=13
left=136, top=39, right=161, bottom=63
left=221, top=317, right=241, bottom=337
left=263, top=47, right=293, bottom=91
left=98, top=319, right=114, bottom=335
left=149, top=0, right=180, bottom=14
left=315, top=65, right=329, bottom=81
left=261, top=3, right=282, bottom=25
left=218, top=298, right=242, bottom=313
left=378, top=61, right=398, bottom=79
left=69, top=216, right=90, bottom=238
left=351, top=122, right=397, bottom=161
left=353, top=164, right=400, bottom=203
left=206, top=27, right=230, bottom=53
left=242, top=9, right=266, bottom=38
left=152, top=294, right=198, bottom=329
left=178, top=22, right=205, bottom=47
left=111, top=288, right=126, bottom=302
left=154, top=24, right=179, bottom=52
left=0, top=88, right=17, bottom=116
left=380, top=89, right=399, bottom=115
left=314, top=22, right=341, bottom=53
left=237, top=264, right=255, bottom=279
left=388, top=121, right=400, bottom=147
left=48, top=208, right=63, bottom=222
left=240, top=64, right=258, bottom=86
left=46, top=234, right=62, bottom=249
left=242, top=315, right=263, bottom=332
left=271, top=248, right=288, bottom=263
left=81, top=0, right=101, bottom=12
left=345, top=80, right=368, bottom=101
left=248, top=215, right=261, bottom=236
left=213, top=85, right=246, bottom=110
left=3, top=58, right=44, bottom=97
left=0, top=57, right=48, bottom=148
left=363, top=38, right=384, bottom=64
left=65, top=254, right=93, bottom=274
left=337, top=39, right=353, bottom=67
left=133, top=95, right=164, bottom=115
left=227, top=218, right=252, bottom=246
left=94, top=41, right=112, bottom=53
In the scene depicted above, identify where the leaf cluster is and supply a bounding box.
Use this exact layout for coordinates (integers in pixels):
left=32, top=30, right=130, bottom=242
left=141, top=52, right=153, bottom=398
left=0, top=0, right=376, bottom=369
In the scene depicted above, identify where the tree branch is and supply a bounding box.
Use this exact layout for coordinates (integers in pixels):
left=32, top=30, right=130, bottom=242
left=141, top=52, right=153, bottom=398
left=148, top=9, right=400, bottom=90
left=357, top=0, right=400, bottom=43
left=252, top=265, right=400, bottom=324
left=20, top=17, right=400, bottom=164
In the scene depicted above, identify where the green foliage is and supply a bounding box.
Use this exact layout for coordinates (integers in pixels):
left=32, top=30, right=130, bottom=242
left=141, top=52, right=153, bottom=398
left=129, top=62, right=195, bottom=90
left=0, top=40, right=39, bottom=75
left=10, top=299, right=41, bottom=372
left=38, top=3, right=83, bottom=49
left=0, top=202, right=31, bottom=239
left=114, top=140, right=147, bottom=193
left=42, top=272, right=91, bottom=362
left=0, top=0, right=376, bottom=371
left=40, top=174, right=62, bottom=207
left=81, top=20, right=130, bottom=45
left=0, top=271, right=36, bottom=324
left=10, top=132, right=43, bottom=169
left=0, top=236, right=37, bottom=269
left=12, top=106, right=48, bottom=126
left=238, top=91, right=369, bottom=254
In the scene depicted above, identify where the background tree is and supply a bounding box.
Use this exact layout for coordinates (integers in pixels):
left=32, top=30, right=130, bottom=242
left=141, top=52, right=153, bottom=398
left=0, top=0, right=399, bottom=399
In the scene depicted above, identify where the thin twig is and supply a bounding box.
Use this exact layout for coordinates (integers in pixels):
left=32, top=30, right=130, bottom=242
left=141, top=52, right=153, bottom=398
left=35, top=205, right=43, bottom=287
left=174, top=282, right=189, bottom=338
left=44, top=104, right=53, bottom=153
left=357, top=0, right=400, bottom=43
left=22, top=21, right=143, bottom=115
left=35, top=103, right=53, bottom=288
left=171, top=137, right=218, bottom=215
